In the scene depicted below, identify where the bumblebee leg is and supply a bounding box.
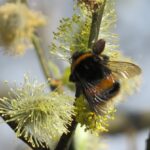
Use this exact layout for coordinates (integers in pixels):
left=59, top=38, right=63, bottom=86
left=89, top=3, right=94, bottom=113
left=75, top=83, right=82, bottom=98
left=69, top=74, right=76, bottom=82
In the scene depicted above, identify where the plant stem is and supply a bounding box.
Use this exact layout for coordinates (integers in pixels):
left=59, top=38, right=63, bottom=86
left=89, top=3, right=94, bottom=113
left=88, top=0, right=106, bottom=48
left=55, top=1, right=107, bottom=150
left=32, top=36, right=57, bottom=90
left=32, top=36, right=50, bottom=81
left=146, top=131, right=150, bottom=150
left=55, top=116, right=77, bottom=150
left=55, top=84, right=80, bottom=150
left=0, top=115, right=49, bottom=150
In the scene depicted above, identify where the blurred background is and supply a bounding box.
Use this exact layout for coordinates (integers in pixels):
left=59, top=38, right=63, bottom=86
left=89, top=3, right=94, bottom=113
left=0, top=0, right=150, bottom=150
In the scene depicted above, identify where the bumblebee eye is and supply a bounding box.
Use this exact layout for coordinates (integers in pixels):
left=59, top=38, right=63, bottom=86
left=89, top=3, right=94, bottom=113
left=71, top=51, right=84, bottom=61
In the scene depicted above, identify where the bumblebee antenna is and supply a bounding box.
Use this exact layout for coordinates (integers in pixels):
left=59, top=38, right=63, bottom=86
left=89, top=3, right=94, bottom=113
left=92, top=39, right=106, bottom=55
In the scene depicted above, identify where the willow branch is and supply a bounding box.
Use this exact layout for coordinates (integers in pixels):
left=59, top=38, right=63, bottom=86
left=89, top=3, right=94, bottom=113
left=88, top=0, right=106, bottom=48
left=55, top=116, right=77, bottom=150
left=32, top=35, right=61, bottom=90
left=146, top=131, right=150, bottom=150
left=105, top=111, right=150, bottom=135
left=0, top=115, right=49, bottom=150
left=31, top=36, right=50, bottom=80
left=55, top=84, right=80, bottom=150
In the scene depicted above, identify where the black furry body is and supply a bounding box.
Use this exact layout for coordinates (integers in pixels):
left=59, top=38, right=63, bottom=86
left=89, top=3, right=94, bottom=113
left=70, top=51, right=120, bottom=113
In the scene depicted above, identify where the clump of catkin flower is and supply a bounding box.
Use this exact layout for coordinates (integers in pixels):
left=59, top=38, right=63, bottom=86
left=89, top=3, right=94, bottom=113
left=75, top=96, right=116, bottom=133
left=74, top=125, right=108, bottom=150
left=0, top=2, right=46, bottom=55
left=0, top=75, right=75, bottom=148
left=78, top=0, right=105, bottom=10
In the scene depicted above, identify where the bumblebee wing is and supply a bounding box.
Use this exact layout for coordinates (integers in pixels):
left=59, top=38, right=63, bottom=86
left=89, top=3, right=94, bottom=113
left=80, top=80, right=108, bottom=114
left=106, top=61, right=141, bottom=79
left=76, top=73, right=117, bottom=114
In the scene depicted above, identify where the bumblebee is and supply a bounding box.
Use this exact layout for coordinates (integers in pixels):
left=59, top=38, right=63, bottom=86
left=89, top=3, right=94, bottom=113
left=69, top=39, right=141, bottom=114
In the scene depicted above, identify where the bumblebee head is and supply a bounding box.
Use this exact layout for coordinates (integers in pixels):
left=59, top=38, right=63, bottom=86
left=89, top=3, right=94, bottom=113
left=71, top=51, right=85, bottom=62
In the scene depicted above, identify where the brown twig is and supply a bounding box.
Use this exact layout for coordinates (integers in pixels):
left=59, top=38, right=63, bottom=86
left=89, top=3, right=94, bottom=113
left=146, top=131, right=150, bottom=150
left=55, top=116, right=77, bottom=150
left=32, top=36, right=50, bottom=80
left=0, top=115, right=49, bottom=150
left=54, top=84, right=80, bottom=150
left=32, top=35, right=61, bottom=91
left=88, top=0, right=106, bottom=48
left=106, top=111, right=150, bottom=135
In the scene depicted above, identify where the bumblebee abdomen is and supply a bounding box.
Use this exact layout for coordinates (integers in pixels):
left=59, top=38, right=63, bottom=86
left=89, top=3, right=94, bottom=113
left=100, top=81, right=120, bottom=100
left=83, top=75, right=120, bottom=105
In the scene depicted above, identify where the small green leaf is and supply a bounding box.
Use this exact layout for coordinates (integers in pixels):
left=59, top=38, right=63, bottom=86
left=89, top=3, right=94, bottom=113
left=48, top=61, right=61, bottom=79
left=61, top=67, right=75, bottom=90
